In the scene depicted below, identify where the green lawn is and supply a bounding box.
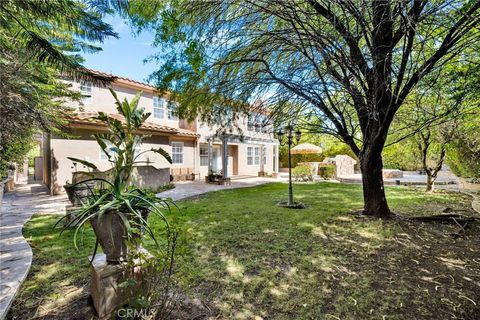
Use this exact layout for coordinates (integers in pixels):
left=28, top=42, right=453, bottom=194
left=8, top=183, right=480, bottom=319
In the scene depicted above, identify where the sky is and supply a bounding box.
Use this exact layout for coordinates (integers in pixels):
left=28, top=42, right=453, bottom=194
left=82, top=15, right=158, bottom=83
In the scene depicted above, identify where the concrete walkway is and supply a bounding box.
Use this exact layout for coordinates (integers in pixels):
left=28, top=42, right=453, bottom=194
left=157, top=176, right=281, bottom=201
left=0, top=178, right=68, bottom=320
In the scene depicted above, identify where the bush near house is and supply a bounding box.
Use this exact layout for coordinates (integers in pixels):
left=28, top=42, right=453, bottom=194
left=280, top=153, right=324, bottom=168
left=318, top=164, right=336, bottom=179
left=292, top=164, right=314, bottom=181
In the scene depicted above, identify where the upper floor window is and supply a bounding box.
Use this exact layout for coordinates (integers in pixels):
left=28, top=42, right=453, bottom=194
left=259, top=114, right=269, bottom=133
left=200, top=144, right=209, bottom=166
left=171, top=142, right=183, bottom=164
left=80, top=81, right=92, bottom=104
left=247, top=113, right=269, bottom=133
left=247, top=115, right=255, bottom=131
left=153, top=96, right=165, bottom=119
left=168, top=102, right=179, bottom=121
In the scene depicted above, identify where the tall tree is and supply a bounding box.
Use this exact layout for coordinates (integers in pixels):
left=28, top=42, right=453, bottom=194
left=0, top=0, right=120, bottom=81
left=0, top=0, right=123, bottom=176
left=137, top=0, right=480, bottom=217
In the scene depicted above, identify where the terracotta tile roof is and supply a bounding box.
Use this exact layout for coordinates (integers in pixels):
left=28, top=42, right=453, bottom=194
left=83, top=68, right=158, bottom=91
left=68, top=112, right=199, bottom=137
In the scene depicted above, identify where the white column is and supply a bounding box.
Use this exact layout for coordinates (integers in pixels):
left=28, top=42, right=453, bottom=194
left=222, top=135, right=229, bottom=178
left=207, top=139, right=213, bottom=174
left=275, top=142, right=280, bottom=173
left=260, top=145, right=265, bottom=173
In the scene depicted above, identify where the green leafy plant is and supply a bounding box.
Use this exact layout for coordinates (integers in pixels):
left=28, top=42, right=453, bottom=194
left=206, top=170, right=222, bottom=183
left=58, top=89, right=173, bottom=261
left=318, top=165, right=336, bottom=180
left=292, top=165, right=314, bottom=181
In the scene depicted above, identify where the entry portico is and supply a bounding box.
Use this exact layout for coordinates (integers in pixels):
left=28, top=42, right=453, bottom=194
left=201, top=133, right=279, bottom=179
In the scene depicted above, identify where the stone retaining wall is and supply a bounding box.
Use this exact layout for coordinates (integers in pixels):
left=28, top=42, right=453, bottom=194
left=71, top=166, right=170, bottom=190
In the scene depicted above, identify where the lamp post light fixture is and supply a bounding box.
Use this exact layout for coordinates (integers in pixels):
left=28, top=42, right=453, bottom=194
left=276, top=124, right=304, bottom=208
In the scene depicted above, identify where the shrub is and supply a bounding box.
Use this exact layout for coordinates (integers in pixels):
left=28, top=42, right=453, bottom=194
left=292, top=165, right=314, bottom=181
left=318, top=165, right=336, bottom=179
left=280, top=153, right=324, bottom=168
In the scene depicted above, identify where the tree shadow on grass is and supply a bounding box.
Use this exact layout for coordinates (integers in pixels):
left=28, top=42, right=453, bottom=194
left=164, top=183, right=480, bottom=319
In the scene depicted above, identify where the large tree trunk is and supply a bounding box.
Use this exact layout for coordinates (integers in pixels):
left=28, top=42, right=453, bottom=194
left=360, top=151, right=392, bottom=218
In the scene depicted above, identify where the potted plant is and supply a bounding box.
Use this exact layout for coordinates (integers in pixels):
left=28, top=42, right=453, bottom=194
left=205, top=170, right=222, bottom=184
left=59, top=89, right=172, bottom=263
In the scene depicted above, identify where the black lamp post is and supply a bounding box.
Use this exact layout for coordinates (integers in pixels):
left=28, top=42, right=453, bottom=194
left=276, top=124, right=302, bottom=207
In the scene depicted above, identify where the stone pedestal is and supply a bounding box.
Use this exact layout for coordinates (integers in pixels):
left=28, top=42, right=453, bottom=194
left=90, top=252, right=151, bottom=319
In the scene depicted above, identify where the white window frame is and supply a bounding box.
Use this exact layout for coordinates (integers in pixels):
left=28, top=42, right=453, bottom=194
left=200, top=144, right=209, bottom=167
left=247, top=146, right=253, bottom=165
left=80, top=81, right=93, bottom=104
left=247, top=115, right=254, bottom=131
left=247, top=146, right=260, bottom=165
left=254, top=146, right=260, bottom=165
left=260, top=115, right=269, bottom=133
left=171, top=142, right=184, bottom=165
left=168, top=102, right=179, bottom=121
left=153, top=96, right=165, bottom=119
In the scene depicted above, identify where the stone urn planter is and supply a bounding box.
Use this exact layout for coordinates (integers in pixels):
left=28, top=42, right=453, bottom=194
left=90, top=209, right=149, bottom=263
left=64, top=181, right=97, bottom=205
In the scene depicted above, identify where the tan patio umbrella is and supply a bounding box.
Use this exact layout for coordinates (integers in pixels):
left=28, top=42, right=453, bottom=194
left=290, top=143, right=322, bottom=154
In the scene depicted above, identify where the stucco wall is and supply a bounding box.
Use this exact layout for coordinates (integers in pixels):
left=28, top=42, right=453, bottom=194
left=49, top=129, right=195, bottom=194
left=237, top=143, right=276, bottom=176
left=68, top=81, right=181, bottom=129
left=196, top=142, right=277, bottom=178
left=53, top=79, right=279, bottom=187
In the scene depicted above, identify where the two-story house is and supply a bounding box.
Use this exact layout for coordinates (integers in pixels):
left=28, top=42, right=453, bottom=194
left=42, top=70, right=279, bottom=194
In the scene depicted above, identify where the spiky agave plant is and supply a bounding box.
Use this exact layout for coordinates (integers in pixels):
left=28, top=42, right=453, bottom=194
left=58, top=88, right=173, bottom=260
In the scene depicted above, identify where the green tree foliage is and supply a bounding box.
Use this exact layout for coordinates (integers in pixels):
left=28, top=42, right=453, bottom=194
left=0, top=0, right=119, bottom=80
left=447, top=112, right=480, bottom=180
left=0, top=1, right=120, bottom=178
left=445, top=56, right=480, bottom=181
left=279, top=134, right=358, bottom=168
left=0, top=40, right=76, bottom=178
left=382, top=141, right=421, bottom=171
left=131, top=0, right=480, bottom=217
left=384, top=51, right=480, bottom=182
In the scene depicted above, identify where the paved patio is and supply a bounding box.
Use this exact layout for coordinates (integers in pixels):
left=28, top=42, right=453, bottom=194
left=157, top=176, right=281, bottom=200
left=0, top=178, right=68, bottom=320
